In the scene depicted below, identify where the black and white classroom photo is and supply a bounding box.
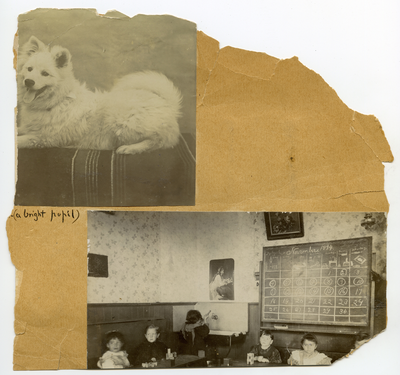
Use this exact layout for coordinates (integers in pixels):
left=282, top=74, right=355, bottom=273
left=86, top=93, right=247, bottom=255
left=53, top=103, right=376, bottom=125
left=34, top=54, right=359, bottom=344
left=14, top=9, right=196, bottom=207
left=87, top=211, right=386, bottom=369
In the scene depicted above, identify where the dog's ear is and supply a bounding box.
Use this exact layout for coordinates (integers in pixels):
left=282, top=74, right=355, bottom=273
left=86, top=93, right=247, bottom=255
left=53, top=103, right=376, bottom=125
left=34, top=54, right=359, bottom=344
left=51, top=46, right=71, bottom=69
left=23, top=36, right=47, bottom=55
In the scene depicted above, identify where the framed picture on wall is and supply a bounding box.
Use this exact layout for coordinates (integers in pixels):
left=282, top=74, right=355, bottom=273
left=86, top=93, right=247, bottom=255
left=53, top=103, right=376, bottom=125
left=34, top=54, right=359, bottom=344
left=264, top=212, right=305, bottom=240
left=209, top=258, right=234, bottom=301
left=87, top=254, right=109, bottom=278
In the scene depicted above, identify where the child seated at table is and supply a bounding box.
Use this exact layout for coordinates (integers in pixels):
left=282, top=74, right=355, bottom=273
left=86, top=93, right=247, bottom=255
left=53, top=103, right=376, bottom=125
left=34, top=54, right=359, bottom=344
left=180, top=310, right=210, bottom=356
left=133, top=325, right=168, bottom=366
left=288, top=333, right=331, bottom=366
left=97, top=331, right=130, bottom=369
left=250, top=330, right=282, bottom=363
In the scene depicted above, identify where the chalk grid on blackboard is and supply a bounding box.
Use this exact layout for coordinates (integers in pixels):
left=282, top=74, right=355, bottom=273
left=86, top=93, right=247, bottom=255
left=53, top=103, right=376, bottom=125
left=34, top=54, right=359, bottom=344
left=262, top=237, right=371, bottom=326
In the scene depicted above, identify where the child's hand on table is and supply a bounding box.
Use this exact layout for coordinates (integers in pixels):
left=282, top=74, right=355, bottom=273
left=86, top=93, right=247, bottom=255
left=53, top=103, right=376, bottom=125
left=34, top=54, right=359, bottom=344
left=257, top=356, right=269, bottom=363
left=112, top=357, right=125, bottom=366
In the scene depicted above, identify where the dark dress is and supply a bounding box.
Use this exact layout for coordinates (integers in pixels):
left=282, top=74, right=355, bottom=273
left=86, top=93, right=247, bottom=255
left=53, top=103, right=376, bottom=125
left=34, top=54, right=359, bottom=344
left=250, top=344, right=282, bottom=363
left=180, top=324, right=210, bottom=355
left=132, top=340, right=168, bottom=365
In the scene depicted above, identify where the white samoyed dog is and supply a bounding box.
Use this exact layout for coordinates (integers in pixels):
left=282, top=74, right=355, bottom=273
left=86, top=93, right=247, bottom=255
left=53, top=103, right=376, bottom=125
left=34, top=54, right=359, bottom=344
left=17, top=36, right=182, bottom=154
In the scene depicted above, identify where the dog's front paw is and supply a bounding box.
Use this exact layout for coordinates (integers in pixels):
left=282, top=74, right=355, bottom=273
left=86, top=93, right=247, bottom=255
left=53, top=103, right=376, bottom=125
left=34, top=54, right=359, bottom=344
left=18, top=135, right=42, bottom=148
left=116, top=145, right=140, bottom=155
left=116, top=140, right=156, bottom=155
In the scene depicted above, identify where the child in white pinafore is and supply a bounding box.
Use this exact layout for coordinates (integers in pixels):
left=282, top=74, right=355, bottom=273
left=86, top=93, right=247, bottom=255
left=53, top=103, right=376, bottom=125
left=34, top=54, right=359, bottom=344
left=288, top=333, right=331, bottom=366
left=97, top=331, right=130, bottom=369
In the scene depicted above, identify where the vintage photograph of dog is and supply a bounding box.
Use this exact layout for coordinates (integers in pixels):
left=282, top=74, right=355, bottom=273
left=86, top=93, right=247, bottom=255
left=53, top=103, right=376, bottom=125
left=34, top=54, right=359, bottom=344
left=15, top=9, right=196, bottom=207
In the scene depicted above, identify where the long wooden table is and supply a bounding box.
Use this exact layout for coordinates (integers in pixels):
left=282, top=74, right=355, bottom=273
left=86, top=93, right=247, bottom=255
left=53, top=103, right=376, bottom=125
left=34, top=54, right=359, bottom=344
left=137, top=355, right=207, bottom=369
left=230, top=360, right=286, bottom=367
left=88, top=355, right=207, bottom=369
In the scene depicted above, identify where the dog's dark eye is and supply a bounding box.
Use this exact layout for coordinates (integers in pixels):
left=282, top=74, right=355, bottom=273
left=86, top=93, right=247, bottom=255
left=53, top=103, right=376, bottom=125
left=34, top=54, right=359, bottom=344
left=27, top=67, right=33, bottom=72
left=41, top=71, right=49, bottom=77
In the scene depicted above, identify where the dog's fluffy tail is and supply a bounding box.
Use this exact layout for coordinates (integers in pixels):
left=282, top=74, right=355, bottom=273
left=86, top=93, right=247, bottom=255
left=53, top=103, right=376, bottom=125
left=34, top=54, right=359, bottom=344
left=111, top=71, right=182, bottom=118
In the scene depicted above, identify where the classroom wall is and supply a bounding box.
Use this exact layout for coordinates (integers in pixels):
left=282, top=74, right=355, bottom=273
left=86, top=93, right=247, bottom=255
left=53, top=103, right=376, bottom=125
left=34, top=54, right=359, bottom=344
left=87, top=212, right=386, bottom=304
left=88, top=212, right=162, bottom=303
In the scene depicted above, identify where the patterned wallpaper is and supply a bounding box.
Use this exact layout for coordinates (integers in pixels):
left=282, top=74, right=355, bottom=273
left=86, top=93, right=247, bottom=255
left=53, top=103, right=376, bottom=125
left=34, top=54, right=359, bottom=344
left=87, top=212, right=161, bottom=303
left=87, top=212, right=386, bottom=304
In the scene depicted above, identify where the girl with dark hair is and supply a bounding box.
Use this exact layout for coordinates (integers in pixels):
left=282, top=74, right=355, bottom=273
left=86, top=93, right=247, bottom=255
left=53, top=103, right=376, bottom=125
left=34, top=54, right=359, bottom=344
left=250, top=330, right=282, bottom=363
left=180, top=310, right=210, bottom=355
left=288, top=333, right=331, bottom=365
left=97, top=331, right=130, bottom=369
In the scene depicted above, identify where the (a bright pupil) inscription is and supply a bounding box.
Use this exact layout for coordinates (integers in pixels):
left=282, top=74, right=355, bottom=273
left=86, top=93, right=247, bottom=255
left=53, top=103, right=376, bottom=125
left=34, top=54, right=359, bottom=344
left=263, top=238, right=370, bottom=326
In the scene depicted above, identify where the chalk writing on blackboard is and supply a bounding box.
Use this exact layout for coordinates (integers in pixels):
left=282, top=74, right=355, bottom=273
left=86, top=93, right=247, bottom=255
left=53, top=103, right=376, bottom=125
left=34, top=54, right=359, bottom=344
left=262, top=237, right=371, bottom=326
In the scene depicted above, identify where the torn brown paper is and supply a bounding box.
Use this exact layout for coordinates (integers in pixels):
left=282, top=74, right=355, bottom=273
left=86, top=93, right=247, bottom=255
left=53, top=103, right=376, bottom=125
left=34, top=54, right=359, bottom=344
left=195, top=31, right=392, bottom=212
left=8, top=9, right=393, bottom=370
left=8, top=208, right=87, bottom=370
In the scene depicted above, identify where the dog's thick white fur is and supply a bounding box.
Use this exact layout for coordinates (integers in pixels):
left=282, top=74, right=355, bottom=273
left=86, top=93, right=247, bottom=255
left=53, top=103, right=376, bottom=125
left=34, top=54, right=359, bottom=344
left=17, top=36, right=182, bottom=154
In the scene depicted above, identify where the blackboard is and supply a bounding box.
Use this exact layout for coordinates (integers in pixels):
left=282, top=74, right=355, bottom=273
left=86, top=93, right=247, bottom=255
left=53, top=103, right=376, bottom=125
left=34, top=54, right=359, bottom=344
left=262, top=237, right=372, bottom=326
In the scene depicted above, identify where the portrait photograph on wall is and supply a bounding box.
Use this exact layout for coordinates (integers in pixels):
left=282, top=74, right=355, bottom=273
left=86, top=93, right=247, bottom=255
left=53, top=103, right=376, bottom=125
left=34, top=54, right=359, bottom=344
left=14, top=9, right=196, bottom=207
left=86, top=211, right=386, bottom=369
left=209, top=259, right=234, bottom=301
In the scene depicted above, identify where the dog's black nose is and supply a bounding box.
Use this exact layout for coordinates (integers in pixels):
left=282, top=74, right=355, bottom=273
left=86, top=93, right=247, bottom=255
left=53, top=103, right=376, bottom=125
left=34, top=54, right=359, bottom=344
left=25, top=79, right=35, bottom=88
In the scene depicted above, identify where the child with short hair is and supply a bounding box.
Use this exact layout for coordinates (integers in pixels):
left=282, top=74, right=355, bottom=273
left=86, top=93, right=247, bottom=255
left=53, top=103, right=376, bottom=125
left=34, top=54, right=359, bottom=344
left=288, top=333, right=331, bottom=366
left=180, top=310, right=210, bottom=356
left=97, top=331, right=130, bottom=369
left=250, top=330, right=282, bottom=363
left=133, top=325, right=168, bottom=366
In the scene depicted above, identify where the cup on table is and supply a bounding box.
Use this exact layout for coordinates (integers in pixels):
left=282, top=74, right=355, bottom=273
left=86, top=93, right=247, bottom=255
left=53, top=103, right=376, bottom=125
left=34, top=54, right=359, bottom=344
left=166, top=348, right=174, bottom=360
left=247, top=353, right=255, bottom=365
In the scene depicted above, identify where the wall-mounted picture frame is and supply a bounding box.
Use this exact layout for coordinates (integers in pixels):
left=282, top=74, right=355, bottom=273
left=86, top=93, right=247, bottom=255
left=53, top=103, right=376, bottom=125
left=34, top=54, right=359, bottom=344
left=209, top=258, right=234, bottom=301
left=88, top=253, right=109, bottom=278
left=264, top=212, right=304, bottom=241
